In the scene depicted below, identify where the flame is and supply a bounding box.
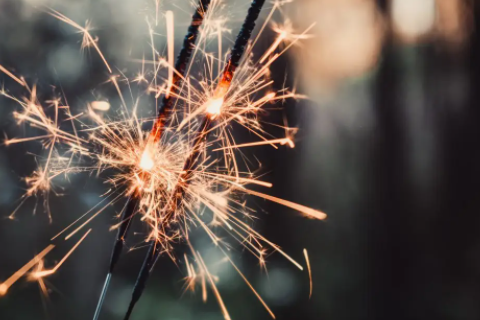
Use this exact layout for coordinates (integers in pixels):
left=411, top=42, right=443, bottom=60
left=139, top=141, right=155, bottom=171
left=0, top=3, right=327, bottom=319
left=206, top=96, right=225, bottom=117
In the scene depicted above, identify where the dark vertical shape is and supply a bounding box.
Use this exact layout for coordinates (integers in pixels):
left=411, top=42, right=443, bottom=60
left=92, top=1, right=212, bottom=319
left=221, top=0, right=266, bottom=83
left=371, top=41, right=411, bottom=320
left=123, top=1, right=267, bottom=318
left=109, top=195, right=140, bottom=273
left=123, top=114, right=213, bottom=320
left=152, top=0, right=212, bottom=140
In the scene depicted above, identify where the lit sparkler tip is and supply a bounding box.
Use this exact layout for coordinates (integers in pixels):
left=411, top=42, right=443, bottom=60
left=139, top=146, right=155, bottom=171
left=206, top=96, right=225, bottom=117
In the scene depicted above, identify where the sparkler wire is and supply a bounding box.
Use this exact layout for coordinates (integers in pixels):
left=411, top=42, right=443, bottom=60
left=0, top=1, right=323, bottom=319
left=92, top=1, right=211, bottom=319
left=221, top=0, right=266, bottom=84
left=123, top=0, right=267, bottom=318
left=151, top=0, right=212, bottom=142
left=124, top=116, right=212, bottom=320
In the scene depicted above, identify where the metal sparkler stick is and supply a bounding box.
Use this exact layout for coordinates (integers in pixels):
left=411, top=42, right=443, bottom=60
left=92, top=1, right=211, bottom=319
left=125, top=117, right=210, bottom=320
left=150, top=0, right=212, bottom=143
left=123, top=1, right=266, bottom=318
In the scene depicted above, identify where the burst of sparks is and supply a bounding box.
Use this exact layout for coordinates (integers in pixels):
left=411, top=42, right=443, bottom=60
left=0, top=1, right=325, bottom=318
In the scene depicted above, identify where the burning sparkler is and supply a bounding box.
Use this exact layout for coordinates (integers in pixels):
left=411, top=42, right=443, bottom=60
left=0, top=0, right=325, bottom=319
left=92, top=2, right=213, bottom=319
left=123, top=1, right=268, bottom=318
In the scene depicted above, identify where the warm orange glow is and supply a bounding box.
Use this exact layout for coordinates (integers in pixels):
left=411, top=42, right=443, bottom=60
left=304, top=248, right=313, bottom=299
left=31, top=229, right=91, bottom=279
left=206, top=96, right=225, bottom=117
left=244, top=189, right=327, bottom=220
left=1, top=3, right=326, bottom=319
left=139, top=144, right=155, bottom=171
left=91, top=101, right=110, bottom=111
left=435, top=0, right=473, bottom=48
left=293, top=0, right=384, bottom=86
left=0, top=245, right=55, bottom=296
left=0, top=64, right=24, bottom=86
left=165, top=10, right=175, bottom=97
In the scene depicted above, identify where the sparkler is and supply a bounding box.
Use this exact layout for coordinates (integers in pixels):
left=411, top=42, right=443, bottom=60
left=123, top=1, right=267, bottom=318
left=0, top=0, right=326, bottom=319
left=92, top=1, right=212, bottom=319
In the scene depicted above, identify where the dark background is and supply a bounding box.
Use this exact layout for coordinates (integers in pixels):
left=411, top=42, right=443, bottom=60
left=1, top=1, right=479, bottom=319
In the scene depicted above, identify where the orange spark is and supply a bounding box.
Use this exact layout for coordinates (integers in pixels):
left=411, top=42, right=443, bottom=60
left=0, top=64, right=24, bottom=86
left=304, top=248, right=312, bottom=299
left=244, top=189, right=327, bottom=220
left=47, top=9, right=112, bottom=73
left=0, top=245, right=55, bottom=296
left=31, top=229, right=92, bottom=279
left=213, top=138, right=294, bottom=151
left=166, top=10, right=175, bottom=97
left=206, top=96, right=225, bottom=117
left=139, top=139, right=156, bottom=171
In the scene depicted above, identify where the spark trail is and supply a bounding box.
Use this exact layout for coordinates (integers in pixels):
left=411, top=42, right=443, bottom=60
left=92, top=2, right=212, bottom=319
left=122, top=1, right=270, bottom=318
left=0, top=1, right=325, bottom=319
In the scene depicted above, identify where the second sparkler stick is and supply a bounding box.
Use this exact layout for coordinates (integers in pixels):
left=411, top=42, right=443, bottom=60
left=92, top=2, right=211, bottom=320
left=123, top=1, right=267, bottom=318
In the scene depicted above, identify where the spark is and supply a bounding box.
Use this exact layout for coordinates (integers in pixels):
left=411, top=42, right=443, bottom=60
left=30, top=229, right=92, bottom=279
left=0, top=1, right=325, bottom=319
left=139, top=140, right=156, bottom=171
left=304, top=248, right=312, bottom=299
left=205, top=96, right=225, bottom=117
left=212, top=137, right=294, bottom=151
left=47, top=9, right=112, bottom=73
left=197, top=252, right=231, bottom=320
left=0, top=64, right=25, bottom=86
left=244, top=189, right=327, bottom=220
left=0, top=245, right=55, bottom=296
left=220, top=247, right=276, bottom=318
left=165, top=11, right=175, bottom=97
left=90, top=101, right=110, bottom=111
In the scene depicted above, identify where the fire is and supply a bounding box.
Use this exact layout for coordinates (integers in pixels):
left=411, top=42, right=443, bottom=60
left=139, top=140, right=155, bottom=171
left=206, top=96, right=225, bottom=117
left=0, top=1, right=326, bottom=320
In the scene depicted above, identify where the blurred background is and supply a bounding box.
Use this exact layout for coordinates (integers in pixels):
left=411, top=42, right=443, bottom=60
left=1, top=0, right=480, bottom=319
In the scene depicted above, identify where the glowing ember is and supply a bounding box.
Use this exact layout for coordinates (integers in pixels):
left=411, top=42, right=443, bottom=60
left=90, top=101, right=110, bottom=111
left=0, top=1, right=325, bottom=319
left=206, top=96, right=225, bottom=117
left=139, top=142, right=155, bottom=171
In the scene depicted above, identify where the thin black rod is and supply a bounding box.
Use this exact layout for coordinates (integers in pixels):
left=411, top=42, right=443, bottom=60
left=152, top=0, right=212, bottom=141
left=123, top=117, right=211, bottom=320
left=221, top=0, right=266, bottom=84
left=92, top=1, right=212, bottom=319
left=123, top=0, right=267, bottom=318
